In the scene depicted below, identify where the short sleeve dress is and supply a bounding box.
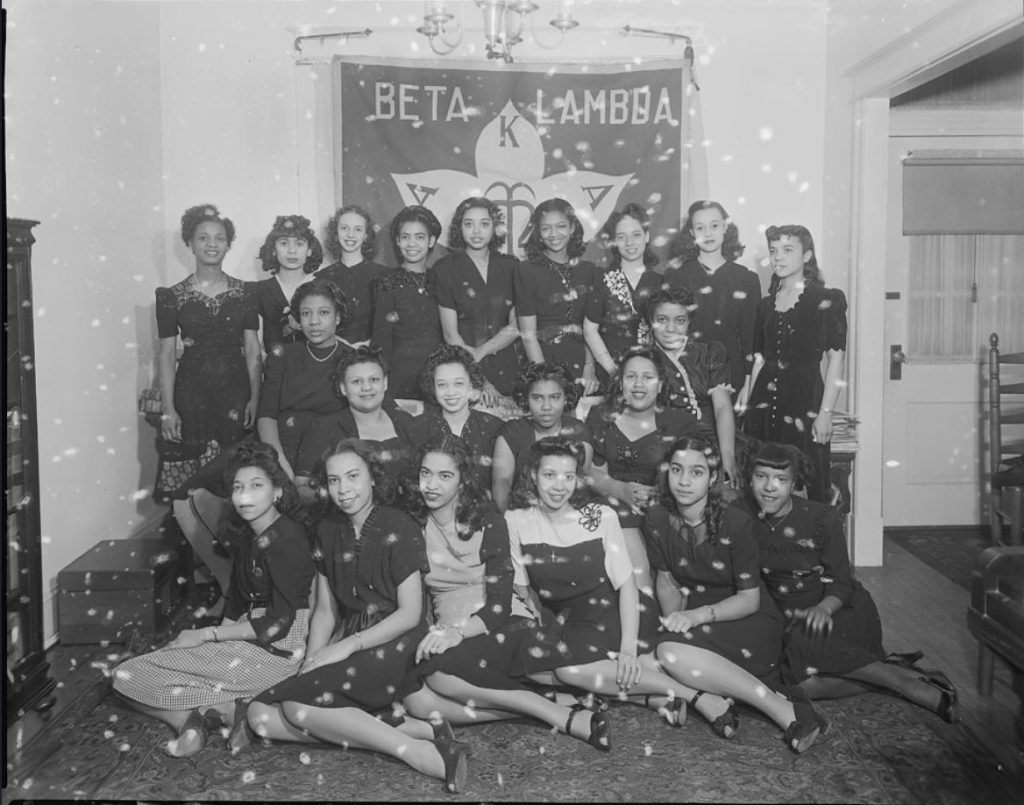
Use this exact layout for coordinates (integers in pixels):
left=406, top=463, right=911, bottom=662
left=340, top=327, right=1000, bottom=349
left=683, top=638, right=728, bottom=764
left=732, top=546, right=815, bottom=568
left=584, top=267, right=666, bottom=385
left=507, top=503, right=642, bottom=673
left=256, top=340, right=352, bottom=467
left=734, top=496, right=884, bottom=685
left=154, top=275, right=259, bottom=498
left=398, top=507, right=537, bottom=699
left=319, top=259, right=389, bottom=344
left=498, top=415, right=591, bottom=482
left=370, top=267, right=445, bottom=400
left=514, top=256, right=598, bottom=378
left=413, top=407, right=505, bottom=492
left=642, top=504, right=783, bottom=679
left=254, top=275, right=308, bottom=354
left=744, top=284, right=848, bottom=502
left=254, top=505, right=429, bottom=712
left=657, top=340, right=733, bottom=436
left=433, top=251, right=521, bottom=396
left=584, top=403, right=701, bottom=528
left=113, top=513, right=315, bottom=709
left=663, top=259, right=762, bottom=395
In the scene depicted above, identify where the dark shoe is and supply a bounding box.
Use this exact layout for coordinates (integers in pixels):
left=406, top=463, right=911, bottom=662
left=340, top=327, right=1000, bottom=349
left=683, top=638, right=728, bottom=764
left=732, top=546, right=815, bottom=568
left=435, top=735, right=469, bottom=794
left=565, top=704, right=611, bottom=752
left=227, top=698, right=255, bottom=751
left=919, top=669, right=958, bottom=724
left=541, top=687, right=609, bottom=712
left=430, top=716, right=473, bottom=755
left=165, top=708, right=207, bottom=758
left=645, top=694, right=685, bottom=728
left=782, top=687, right=825, bottom=754
left=691, top=691, right=739, bottom=739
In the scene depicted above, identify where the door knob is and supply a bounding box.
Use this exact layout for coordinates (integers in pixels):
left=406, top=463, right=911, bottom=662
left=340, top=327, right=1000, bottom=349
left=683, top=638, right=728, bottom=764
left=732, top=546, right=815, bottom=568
left=890, top=344, right=907, bottom=380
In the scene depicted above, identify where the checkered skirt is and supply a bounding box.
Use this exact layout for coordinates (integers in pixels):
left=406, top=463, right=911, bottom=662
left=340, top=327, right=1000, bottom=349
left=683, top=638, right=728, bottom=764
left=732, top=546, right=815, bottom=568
left=112, top=608, right=309, bottom=710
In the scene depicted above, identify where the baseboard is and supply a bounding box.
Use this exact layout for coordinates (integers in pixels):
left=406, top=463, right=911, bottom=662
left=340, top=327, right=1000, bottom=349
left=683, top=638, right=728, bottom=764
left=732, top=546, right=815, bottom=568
left=884, top=525, right=988, bottom=536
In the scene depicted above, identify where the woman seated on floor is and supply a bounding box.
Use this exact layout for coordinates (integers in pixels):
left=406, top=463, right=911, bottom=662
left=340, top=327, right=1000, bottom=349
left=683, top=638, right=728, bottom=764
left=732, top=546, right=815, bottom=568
left=737, top=440, right=958, bottom=722
left=490, top=361, right=592, bottom=512
left=399, top=435, right=610, bottom=749
left=244, top=438, right=470, bottom=794
left=642, top=434, right=828, bottom=753
left=292, top=346, right=420, bottom=499
left=112, top=441, right=316, bottom=758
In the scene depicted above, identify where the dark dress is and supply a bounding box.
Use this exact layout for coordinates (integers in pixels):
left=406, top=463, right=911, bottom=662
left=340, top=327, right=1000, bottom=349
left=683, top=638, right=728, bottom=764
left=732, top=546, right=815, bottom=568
left=413, top=407, right=504, bottom=492
left=319, top=259, right=389, bottom=344
left=643, top=504, right=783, bottom=679
left=498, top=415, right=591, bottom=482
left=294, top=407, right=422, bottom=482
left=154, top=275, right=258, bottom=499
left=256, top=340, right=352, bottom=468
left=584, top=267, right=666, bottom=385
left=584, top=403, right=700, bottom=529
left=656, top=341, right=732, bottom=441
left=255, top=276, right=309, bottom=354
left=744, top=285, right=848, bottom=502
left=433, top=251, right=521, bottom=396
left=254, top=505, right=429, bottom=711
left=399, top=508, right=537, bottom=698
left=371, top=267, right=444, bottom=400
left=515, top=256, right=598, bottom=378
left=113, top=514, right=315, bottom=709
left=507, top=503, right=645, bottom=671
left=663, top=259, right=762, bottom=396
left=735, top=496, right=884, bottom=685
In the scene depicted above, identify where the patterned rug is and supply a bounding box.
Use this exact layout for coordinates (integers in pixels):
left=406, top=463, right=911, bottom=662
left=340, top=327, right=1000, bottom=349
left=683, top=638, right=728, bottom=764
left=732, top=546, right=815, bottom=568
left=887, top=531, right=990, bottom=592
left=7, top=687, right=1020, bottom=803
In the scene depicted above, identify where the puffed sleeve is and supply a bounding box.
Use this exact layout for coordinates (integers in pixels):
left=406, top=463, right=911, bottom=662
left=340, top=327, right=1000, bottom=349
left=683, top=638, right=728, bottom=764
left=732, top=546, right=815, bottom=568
left=242, top=281, right=260, bottom=331
left=597, top=505, right=634, bottom=590
left=384, top=508, right=430, bottom=589
left=720, top=507, right=760, bottom=592
left=513, top=261, right=539, bottom=317
left=738, top=268, right=762, bottom=375
left=475, top=509, right=515, bottom=632
left=641, top=505, right=672, bottom=574
left=257, top=345, right=286, bottom=420
left=248, top=517, right=316, bottom=645
left=819, top=288, right=848, bottom=353
left=155, top=287, right=178, bottom=339
left=432, top=260, right=459, bottom=310
left=816, top=504, right=855, bottom=606
left=706, top=340, right=733, bottom=394
left=505, top=510, right=530, bottom=586
left=584, top=273, right=608, bottom=324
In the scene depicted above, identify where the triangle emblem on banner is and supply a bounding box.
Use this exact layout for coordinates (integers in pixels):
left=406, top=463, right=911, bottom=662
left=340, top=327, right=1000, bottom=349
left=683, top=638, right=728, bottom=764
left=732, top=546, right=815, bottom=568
left=408, top=183, right=439, bottom=205
left=583, top=185, right=613, bottom=209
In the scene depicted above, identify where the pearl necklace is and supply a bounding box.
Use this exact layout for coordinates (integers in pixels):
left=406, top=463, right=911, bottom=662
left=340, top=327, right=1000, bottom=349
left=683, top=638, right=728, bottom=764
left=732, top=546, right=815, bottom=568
left=306, top=338, right=340, bottom=363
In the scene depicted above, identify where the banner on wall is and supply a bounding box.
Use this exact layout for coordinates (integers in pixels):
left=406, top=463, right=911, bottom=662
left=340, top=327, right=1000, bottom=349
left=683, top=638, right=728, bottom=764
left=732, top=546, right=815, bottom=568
left=336, top=57, right=706, bottom=261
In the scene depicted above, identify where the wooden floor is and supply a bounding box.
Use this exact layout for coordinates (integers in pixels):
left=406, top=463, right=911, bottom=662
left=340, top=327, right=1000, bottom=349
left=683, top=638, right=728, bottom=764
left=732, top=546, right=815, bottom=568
left=5, top=536, right=1023, bottom=791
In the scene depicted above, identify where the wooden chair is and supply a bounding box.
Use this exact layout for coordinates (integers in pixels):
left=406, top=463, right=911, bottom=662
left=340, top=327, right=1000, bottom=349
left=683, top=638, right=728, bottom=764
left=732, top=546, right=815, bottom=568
left=988, top=333, right=1024, bottom=546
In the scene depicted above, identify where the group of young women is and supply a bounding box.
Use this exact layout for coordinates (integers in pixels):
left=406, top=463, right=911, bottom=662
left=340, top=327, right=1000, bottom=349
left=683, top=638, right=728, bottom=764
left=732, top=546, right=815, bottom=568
left=119, top=197, right=957, bottom=793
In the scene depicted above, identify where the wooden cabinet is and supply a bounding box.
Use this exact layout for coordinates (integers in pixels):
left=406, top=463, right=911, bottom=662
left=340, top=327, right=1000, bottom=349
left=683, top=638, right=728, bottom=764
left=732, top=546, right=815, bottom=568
left=5, top=218, right=56, bottom=726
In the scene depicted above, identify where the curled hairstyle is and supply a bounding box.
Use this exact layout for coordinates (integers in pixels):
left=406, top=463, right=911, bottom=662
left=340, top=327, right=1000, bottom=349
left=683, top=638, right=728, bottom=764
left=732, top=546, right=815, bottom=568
left=323, top=204, right=379, bottom=261
left=669, top=200, right=745, bottom=266
left=290, top=278, right=352, bottom=335
left=656, top=434, right=729, bottom=544
left=512, top=361, right=580, bottom=412
left=181, top=203, right=236, bottom=247
left=258, top=215, right=324, bottom=274
left=390, top=205, right=443, bottom=264
left=219, top=440, right=306, bottom=546
left=332, top=345, right=388, bottom=397
left=405, top=434, right=491, bottom=535
left=314, top=437, right=396, bottom=510
left=604, top=344, right=672, bottom=411
left=600, top=203, right=658, bottom=270
left=644, top=286, right=696, bottom=324
left=447, top=197, right=507, bottom=253
left=744, top=440, right=816, bottom=494
left=766, top=224, right=824, bottom=293
left=523, top=198, right=586, bottom=262
left=418, top=344, right=486, bottom=404
left=507, top=435, right=590, bottom=511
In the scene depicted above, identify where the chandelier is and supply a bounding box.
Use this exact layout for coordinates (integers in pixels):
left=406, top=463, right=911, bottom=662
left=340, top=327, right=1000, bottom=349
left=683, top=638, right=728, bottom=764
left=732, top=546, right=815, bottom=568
left=418, top=1, right=579, bottom=63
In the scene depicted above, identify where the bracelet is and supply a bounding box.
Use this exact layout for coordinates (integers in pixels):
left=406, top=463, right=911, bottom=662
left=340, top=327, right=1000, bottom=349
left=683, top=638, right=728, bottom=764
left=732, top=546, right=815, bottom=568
left=354, top=631, right=364, bottom=651
left=452, top=624, right=466, bottom=639
left=704, top=605, right=717, bottom=624
left=211, top=627, right=220, bottom=642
